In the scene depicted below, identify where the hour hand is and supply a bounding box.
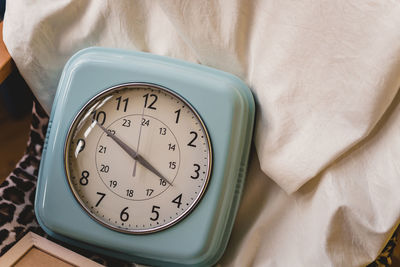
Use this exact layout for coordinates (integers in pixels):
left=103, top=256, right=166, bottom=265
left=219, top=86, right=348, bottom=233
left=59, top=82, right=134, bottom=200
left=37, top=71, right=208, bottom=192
left=94, top=120, right=172, bottom=186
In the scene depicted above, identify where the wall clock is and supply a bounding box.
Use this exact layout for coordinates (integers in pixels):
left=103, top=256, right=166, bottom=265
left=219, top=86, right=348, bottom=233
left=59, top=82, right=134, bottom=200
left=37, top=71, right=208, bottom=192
left=35, top=47, right=255, bottom=266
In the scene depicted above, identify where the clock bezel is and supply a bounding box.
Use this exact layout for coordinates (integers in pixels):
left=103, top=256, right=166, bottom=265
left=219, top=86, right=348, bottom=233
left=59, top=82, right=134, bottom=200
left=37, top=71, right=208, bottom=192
left=63, top=82, right=213, bottom=234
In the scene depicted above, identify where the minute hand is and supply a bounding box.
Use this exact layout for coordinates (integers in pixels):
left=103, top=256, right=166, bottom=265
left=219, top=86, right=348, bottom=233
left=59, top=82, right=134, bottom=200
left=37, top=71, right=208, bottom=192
left=94, top=121, right=172, bottom=186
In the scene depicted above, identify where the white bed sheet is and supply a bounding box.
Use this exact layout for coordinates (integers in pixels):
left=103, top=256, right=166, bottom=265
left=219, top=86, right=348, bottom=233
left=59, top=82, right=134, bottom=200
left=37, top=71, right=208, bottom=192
left=4, top=0, right=400, bottom=266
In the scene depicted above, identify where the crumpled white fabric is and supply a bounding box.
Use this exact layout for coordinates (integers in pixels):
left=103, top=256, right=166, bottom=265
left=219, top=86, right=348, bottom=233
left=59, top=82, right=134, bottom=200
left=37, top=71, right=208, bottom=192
left=4, top=0, right=400, bottom=266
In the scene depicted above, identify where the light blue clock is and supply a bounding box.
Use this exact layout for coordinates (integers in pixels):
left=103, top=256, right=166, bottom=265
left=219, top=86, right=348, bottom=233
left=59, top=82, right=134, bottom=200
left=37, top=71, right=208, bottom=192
left=35, top=47, right=255, bottom=266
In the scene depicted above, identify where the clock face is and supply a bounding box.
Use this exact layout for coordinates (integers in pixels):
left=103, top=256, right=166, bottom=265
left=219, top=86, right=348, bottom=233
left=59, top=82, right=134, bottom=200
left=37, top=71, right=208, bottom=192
left=64, top=83, right=212, bottom=234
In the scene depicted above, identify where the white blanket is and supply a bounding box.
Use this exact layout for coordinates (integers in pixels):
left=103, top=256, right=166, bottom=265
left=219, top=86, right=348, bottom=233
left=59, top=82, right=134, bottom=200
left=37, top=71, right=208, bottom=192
left=4, top=0, right=400, bottom=266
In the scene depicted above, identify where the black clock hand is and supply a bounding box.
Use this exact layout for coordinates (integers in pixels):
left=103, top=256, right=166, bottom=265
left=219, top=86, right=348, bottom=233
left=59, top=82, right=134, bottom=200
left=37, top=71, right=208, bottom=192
left=94, top=120, right=173, bottom=186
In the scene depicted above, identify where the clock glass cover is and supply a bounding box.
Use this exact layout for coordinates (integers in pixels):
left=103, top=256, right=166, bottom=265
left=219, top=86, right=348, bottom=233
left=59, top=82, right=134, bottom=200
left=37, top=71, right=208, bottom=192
left=64, top=83, right=212, bottom=234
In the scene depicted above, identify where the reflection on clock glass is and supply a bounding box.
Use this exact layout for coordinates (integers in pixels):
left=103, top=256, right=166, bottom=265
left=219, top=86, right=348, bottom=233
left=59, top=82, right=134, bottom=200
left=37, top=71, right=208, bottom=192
left=64, top=83, right=212, bottom=234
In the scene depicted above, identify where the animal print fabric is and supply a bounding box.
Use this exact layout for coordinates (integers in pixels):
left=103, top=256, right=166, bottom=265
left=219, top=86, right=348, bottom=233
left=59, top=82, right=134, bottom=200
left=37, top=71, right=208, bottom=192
left=0, top=100, right=397, bottom=266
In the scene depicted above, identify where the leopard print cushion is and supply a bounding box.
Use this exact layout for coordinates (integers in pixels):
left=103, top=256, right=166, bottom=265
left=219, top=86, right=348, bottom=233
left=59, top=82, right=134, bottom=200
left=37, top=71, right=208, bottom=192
left=0, top=100, right=398, bottom=266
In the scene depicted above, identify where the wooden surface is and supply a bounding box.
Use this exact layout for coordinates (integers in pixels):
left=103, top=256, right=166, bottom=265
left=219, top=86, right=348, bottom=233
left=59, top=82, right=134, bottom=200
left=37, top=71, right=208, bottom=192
left=0, top=103, right=31, bottom=182
left=0, top=21, right=14, bottom=84
left=0, top=19, right=29, bottom=182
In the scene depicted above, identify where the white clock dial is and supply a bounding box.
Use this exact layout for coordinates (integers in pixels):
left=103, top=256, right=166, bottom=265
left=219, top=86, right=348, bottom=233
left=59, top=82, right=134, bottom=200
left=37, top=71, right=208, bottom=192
left=64, top=83, right=212, bottom=233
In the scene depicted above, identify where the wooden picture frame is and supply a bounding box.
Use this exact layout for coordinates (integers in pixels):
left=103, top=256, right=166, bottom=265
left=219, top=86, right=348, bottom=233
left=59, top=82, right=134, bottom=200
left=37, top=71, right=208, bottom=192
left=0, top=232, right=103, bottom=266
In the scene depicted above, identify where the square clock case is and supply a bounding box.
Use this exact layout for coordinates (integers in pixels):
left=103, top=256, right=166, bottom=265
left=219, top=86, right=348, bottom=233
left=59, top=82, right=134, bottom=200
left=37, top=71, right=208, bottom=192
left=35, top=47, right=255, bottom=266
